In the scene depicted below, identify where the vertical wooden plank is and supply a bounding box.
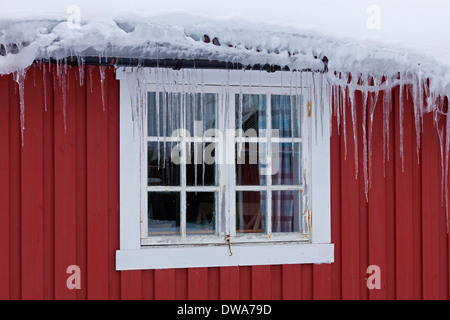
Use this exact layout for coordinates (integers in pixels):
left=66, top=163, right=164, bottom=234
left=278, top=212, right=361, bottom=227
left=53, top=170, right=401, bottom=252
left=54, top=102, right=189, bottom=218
left=208, top=267, right=220, bottom=300
left=188, top=268, right=208, bottom=300
left=154, top=269, right=176, bottom=300
left=54, top=65, right=77, bottom=299
left=281, top=264, right=301, bottom=300
left=9, top=73, right=21, bottom=300
left=0, top=75, right=10, bottom=300
left=239, top=266, right=252, bottom=299
left=300, top=264, right=313, bottom=300
left=106, top=67, right=121, bottom=299
left=86, top=66, right=109, bottom=299
left=220, top=266, right=240, bottom=299
left=21, top=67, right=45, bottom=300
left=385, top=89, right=396, bottom=300
left=330, top=88, right=342, bottom=300
left=141, top=270, right=155, bottom=300
left=121, top=271, right=142, bottom=300
left=76, top=64, right=87, bottom=300
left=313, top=264, right=332, bottom=300
left=437, top=101, right=449, bottom=299
left=394, top=87, right=414, bottom=300
left=251, top=265, right=271, bottom=300
left=356, top=90, right=369, bottom=300
left=421, top=112, right=440, bottom=299
left=368, top=90, right=387, bottom=300
left=412, top=108, right=423, bottom=300
left=175, top=269, right=188, bottom=300
left=270, top=265, right=282, bottom=300
left=340, top=87, right=360, bottom=299
left=42, top=64, right=55, bottom=300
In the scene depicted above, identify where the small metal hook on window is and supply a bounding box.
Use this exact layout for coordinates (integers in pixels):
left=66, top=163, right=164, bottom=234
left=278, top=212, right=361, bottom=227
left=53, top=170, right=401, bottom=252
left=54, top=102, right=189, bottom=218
left=225, top=234, right=232, bottom=256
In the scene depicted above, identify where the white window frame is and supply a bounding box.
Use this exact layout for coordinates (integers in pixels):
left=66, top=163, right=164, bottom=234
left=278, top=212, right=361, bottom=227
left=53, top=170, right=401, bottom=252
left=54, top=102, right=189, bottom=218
left=116, top=68, right=333, bottom=270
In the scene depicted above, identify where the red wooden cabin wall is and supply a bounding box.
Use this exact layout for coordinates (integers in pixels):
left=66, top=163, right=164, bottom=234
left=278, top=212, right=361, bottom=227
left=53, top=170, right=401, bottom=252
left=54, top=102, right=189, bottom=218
left=0, top=63, right=448, bottom=300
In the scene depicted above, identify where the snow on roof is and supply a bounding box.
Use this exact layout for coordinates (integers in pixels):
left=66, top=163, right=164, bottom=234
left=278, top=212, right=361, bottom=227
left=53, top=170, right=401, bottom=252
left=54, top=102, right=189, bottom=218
left=1, top=0, right=450, bottom=94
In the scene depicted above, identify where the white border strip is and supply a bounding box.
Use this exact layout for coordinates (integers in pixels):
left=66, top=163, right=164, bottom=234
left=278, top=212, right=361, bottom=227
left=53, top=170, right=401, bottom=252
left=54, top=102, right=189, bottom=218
left=116, top=243, right=334, bottom=270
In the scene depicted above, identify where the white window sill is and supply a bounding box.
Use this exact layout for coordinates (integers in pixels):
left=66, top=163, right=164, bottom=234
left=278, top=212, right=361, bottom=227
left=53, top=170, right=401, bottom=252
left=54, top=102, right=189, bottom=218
left=116, top=243, right=334, bottom=270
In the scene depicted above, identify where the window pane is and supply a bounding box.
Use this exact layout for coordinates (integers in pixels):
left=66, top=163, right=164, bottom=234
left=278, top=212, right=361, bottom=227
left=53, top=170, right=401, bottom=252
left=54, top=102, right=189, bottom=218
left=271, top=95, right=301, bottom=138
left=236, top=191, right=266, bottom=234
left=272, top=190, right=302, bottom=233
left=148, top=192, right=180, bottom=235
left=186, top=142, right=217, bottom=186
left=272, top=143, right=301, bottom=185
left=186, top=93, right=217, bottom=135
left=236, top=142, right=267, bottom=186
left=186, top=192, right=216, bottom=235
left=148, top=92, right=182, bottom=137
left=148, top=92, right=217, bottom=138
left=235, top=94, right=266, bottom=136
left=148, top=142, right=180, bottom=186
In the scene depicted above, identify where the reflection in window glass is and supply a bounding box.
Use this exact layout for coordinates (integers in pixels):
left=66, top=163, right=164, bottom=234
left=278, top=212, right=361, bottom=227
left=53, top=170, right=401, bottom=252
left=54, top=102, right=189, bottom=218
left=148, top=142, right=180, bottom=186
left=235, top=94, right=266, bottom=135
left=272, top=190, right=302, bottom=233
left=148, top=192, right=180, bottom=236
left=148, top=92, right=217, bottom=138
left=236, top=143, right=267, bottom=186
left=236, top=191, right=266, bottom=234
left=186, top=192, right=216, bottom=235
left=186, top=142, right=217, bottom=186
left=271, top=95, right=301, bottom=138
left=271, top=143, right=301, bottom=186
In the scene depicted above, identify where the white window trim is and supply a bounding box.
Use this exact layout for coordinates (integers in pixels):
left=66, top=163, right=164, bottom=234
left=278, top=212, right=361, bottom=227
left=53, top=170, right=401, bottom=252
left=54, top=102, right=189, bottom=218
left=116, top=68, right=333, bottom=270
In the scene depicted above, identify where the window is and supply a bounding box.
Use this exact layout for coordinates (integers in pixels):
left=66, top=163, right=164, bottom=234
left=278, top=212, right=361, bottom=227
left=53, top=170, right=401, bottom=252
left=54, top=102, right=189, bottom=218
left=116, top=68, right=333, bottom=270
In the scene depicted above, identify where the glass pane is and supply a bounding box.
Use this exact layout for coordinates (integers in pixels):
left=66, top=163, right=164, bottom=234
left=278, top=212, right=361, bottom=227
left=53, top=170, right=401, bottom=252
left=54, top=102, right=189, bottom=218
left=236, top=142, right=267, bottom=186
left=271, top=95, right=301, bottom=138
left=186, top=192, right=216, bottom=235
left=272, top=143, right=301, bottom=185
left=186, top=93, right=217, bottom=135
left=186, top=142, right=217, bottom=186
left=235, top=94, right=266, bottom=136
left=148, top=92, right=182, bottom=137
left=236, top=191, right=266, bottom=234
left=148, top=142, right=180, bottom=186
left=148, top=192, right=180, bottom=235
left=272, top=190, right=302, bottom=233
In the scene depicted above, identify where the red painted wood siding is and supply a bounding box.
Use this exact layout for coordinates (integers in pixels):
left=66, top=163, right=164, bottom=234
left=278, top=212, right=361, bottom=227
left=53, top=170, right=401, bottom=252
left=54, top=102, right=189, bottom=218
left=0, top=64, right=449, bottom=300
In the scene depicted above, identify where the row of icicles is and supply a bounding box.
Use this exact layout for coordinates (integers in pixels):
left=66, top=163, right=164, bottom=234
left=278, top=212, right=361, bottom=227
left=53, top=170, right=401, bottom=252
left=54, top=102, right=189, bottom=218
left=9, top=61, right=450, bottom=230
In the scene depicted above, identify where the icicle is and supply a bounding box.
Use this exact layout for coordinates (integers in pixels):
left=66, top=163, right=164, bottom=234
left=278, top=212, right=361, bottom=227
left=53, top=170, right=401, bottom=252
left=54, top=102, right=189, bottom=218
left=349, top=76, right=358, bottom=179
left=368, top=75, right=380, bottom=188
left=162, top=67, right=168, bottom=169
left=361, top=79, right=369, bottom=201
left=89, top=65, right=93, bottom=93
left=399, top=73, right=405, bottom=172
left=42, top=62, right=48, bottom=112
left=238, top=68, right=244, bottom=159
left=341, top=74, right=347, bottom=159
left=312, top=73, right=318, bottom=144
left=62, top=67, right=67, bottom=133
left=99, top=65, right=106, bottom=112
left=445, top=95, right=450, bottom=233
left=382, top=76, right=388, bottom=175
left=434, top=97, right=445, bottom=207
left=201, top=69, right=206, bottom=186
left=289, top=71, right=294, bottom=148
left=14, top=70, right=27, bottom=147
left=155, top=67, right=160, bottom=167
left=319, top=73, right=325, bottom=138
left=412, top=73, right=422, bottom=163
left=334, top=83, right=340, bottom=134
left=77, top=55, right=85, bottom=87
